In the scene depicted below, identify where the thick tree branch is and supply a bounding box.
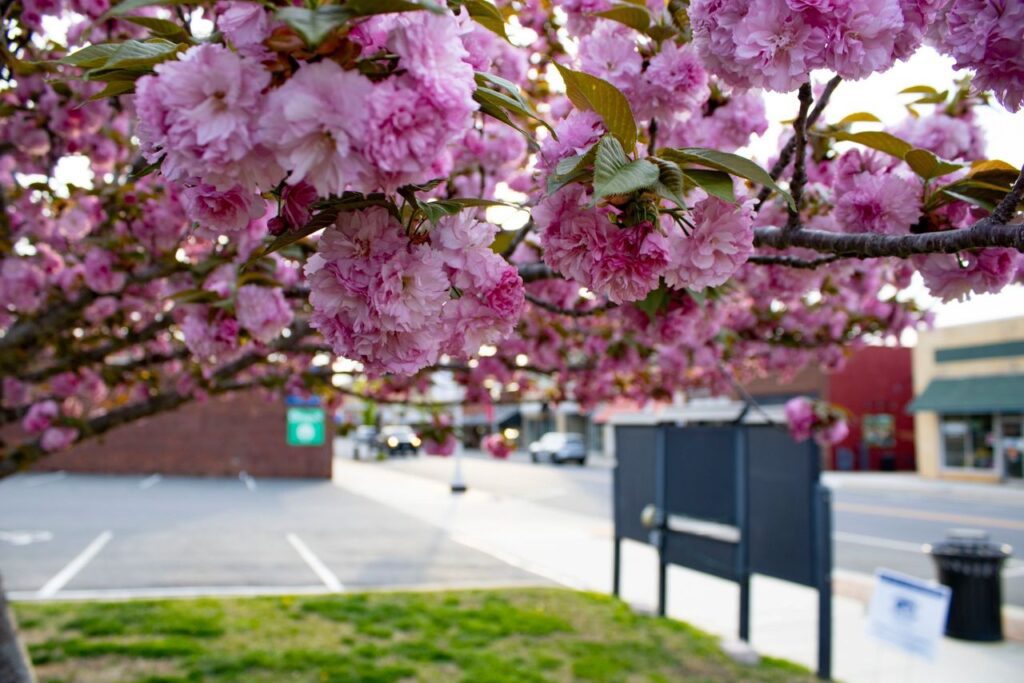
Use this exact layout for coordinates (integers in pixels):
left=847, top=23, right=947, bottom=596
left=518, top=261, right=558, bottom=282
left=747, top=254, right=841, bottom=269
left=753, top=215, right=1024, bottom=258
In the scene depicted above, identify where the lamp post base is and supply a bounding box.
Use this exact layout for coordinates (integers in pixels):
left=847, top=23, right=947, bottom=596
left=450, top=482, right=468, bottom=494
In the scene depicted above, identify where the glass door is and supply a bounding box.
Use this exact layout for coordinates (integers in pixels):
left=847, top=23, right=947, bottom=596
left=1002, top=416, right=1024, bottom=479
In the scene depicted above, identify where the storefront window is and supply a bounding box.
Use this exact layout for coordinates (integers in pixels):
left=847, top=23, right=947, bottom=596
left=941, top=415, right=995, bottom=469
left=1002, top=417, right=1023, bottom=479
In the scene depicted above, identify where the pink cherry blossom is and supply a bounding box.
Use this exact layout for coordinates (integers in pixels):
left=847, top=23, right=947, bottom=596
left=41, top=426, right=79, bottom=452
left=833, top=173, right=921, bottom=234
left=22, top=400, right=59, bottom=434
left=83, top=248, right=126, bottom=294
left=235, top=285, right=293, bottom=344
left=914, top=248, right=1022, bottom=302
left=182, top=183, right=266, bottom=237
left=259, top=60, right=373, bottom=196
left=0, top=258, right=46, bottom=313
left=665, top=197, right=755, bottom=290
left=784, top=396, right=816, bottom=441
left=135, top=44, right=279, bottom=191
left=928, top=0, right=1024, bottom=111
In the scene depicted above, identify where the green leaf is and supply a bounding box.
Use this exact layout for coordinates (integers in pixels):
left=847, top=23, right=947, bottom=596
left=89, top=80, right=138, bottom=99
left=592, top=4, right=651, bottom=31
left=122, top=16, right=192, bottom=42
left=555, top=64, right=637, bottom=152
left=683, top=169, right=735, bottom=203
left=836, top=112, right=881, bottom=125
left=418, top=198, right=506, bottom=226
left=128, top=155, right=164, bottom=181
left=662, top=147, right=794, bottom=209
left=276, top=6, right=352, bottom=47
left=104, top=0, right=190, bottom=18
left=899, top=85, right=939, bottom=96
left=475, top=73, right=553, bottom=134
left=650, top=157, right=686, bottom=208
left=904, top=148, right=961, bottom=180
left=489, top=229, right=517, bottom=254
left=463, top=0, right=508, bottom=40
left=592, top=136, right=659, bottom=200
left=832, top=130, right=913, bottom=159
left=60, top=43, right=120, bottom=68
left=635, top=283, right=669, bottom=323
left=345, top=0, right=445, bottom=15
left=98, top=38, right=182, bottom=71
left=169, top=288, right=221, bottom=304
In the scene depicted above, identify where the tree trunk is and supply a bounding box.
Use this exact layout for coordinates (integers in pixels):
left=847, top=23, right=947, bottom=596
left=0, top=572, right=35, bottom=683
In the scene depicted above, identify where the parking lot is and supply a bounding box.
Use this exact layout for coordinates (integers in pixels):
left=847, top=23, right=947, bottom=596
left=0, top=470, right=545, bottom=600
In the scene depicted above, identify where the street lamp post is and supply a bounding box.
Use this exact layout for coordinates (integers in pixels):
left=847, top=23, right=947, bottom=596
left=451, top=403, right=467, bottom=494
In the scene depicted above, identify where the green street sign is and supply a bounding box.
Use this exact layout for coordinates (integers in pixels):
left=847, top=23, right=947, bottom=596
left=287, top=407, right=326, bottom=447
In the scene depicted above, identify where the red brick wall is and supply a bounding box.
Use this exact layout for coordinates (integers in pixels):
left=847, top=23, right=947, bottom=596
left=32, top=391, right=332, bottom=478
left=827, top=345, right=915, bottom=471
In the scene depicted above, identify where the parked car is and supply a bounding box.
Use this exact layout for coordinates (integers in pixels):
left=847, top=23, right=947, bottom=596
left=529, top=432, right=587, bottom=465
left=376, top=425, right=422, bottom=457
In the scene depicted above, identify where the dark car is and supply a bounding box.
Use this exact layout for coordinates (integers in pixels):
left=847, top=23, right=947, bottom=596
left=376, top=425, right=421, bottom=457
left=529, top=432, right=587, bottom=465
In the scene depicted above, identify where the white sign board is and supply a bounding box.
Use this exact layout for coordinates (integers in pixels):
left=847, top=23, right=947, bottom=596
left=867, top=569, right=951, bottom=660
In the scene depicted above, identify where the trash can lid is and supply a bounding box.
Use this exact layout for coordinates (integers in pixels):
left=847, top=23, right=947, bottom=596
left=930, top=529, right=1011, bottom=558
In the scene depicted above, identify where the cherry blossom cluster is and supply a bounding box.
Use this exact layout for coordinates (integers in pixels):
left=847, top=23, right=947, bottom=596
left=785, top=396, right=850, bottom=447
left=134, top=5, right=478, bottom=222
left=305, top=208, right=524, bottom=374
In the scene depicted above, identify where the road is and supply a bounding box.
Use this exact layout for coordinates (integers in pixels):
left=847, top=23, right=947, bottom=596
left=0, top=470, right=544, bottom=600
left=3, top=450, right=1023, bottom=606
left=383, top=451, right=1024, bottom=606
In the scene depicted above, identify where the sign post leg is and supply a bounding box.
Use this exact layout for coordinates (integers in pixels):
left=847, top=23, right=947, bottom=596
left=451, top=404, right=467, bottom=494
left=816, top=485, right=833, bottom=680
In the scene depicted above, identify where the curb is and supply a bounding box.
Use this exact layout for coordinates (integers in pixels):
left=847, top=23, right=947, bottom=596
left=833, top=569, right=1024, bottom=642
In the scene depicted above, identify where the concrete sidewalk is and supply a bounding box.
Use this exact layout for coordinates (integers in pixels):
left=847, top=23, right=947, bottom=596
left=333, top=459, right=1024, bottom=682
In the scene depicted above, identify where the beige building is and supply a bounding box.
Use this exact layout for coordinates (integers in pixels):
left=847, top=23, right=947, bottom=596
left=910, top=316, right=1024, bottom=483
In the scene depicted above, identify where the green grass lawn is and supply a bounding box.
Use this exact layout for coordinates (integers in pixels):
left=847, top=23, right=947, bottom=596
left=13, top=588, right=815, bottom=682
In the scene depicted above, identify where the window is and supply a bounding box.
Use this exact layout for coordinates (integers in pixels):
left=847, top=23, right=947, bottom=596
left=941, top=415, right=995, bottom=469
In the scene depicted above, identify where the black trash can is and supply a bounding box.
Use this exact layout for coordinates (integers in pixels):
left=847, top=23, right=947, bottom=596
left=927, top=530, right=1012, bottom=641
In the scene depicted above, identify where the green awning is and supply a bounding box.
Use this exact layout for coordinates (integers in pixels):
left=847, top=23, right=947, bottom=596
left=908, top=374, right=1024, bottom=414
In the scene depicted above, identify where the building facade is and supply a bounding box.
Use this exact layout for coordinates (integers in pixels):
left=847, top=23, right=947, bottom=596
left=31, top=391, right=333, bottom=478
left=910, top=317, right=1024, bottom=483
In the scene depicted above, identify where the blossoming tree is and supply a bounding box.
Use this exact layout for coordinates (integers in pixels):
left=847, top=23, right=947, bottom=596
left=1, top=0, right=1023, bottom=477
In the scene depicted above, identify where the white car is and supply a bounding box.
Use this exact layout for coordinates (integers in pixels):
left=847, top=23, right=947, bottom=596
left=529, top=432, right=587, bottom=465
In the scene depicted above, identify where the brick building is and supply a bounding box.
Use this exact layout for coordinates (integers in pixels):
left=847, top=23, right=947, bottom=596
left=31, top=391, right=332, bottom=479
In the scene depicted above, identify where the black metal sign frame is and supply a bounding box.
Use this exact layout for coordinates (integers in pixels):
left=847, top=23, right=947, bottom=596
left=612, top=423, right=833, bottom=680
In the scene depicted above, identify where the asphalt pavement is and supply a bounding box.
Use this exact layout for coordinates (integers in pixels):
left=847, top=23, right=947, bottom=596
left=3, top=447, right=1023, bottom=608
left=0, top=470, right=545, bottom=600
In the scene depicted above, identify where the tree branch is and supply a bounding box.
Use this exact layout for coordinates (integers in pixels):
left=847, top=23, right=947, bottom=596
left=785, top=83, right=813, bottom=234
left=524, top=293, right=616, bottom=317
left=753, top=215, right=1024, bottom=258
left=518, top=261, right=559, bottom=282
left=501, top=219, right=534, bottom=259
left=747, top=254, right=841, bottom=269
left=756, top=75, right=842, bottom=210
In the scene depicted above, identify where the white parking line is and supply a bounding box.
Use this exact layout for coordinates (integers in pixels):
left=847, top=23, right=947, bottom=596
left=286, top=533, right=343, bottom=592
left=37, top=531, right=113, bottom=598
left=239, top=471, right=256, bottom=491
left=139, top=474, right=162, bottom=490
left=24, top=471, right=66, bottom=487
